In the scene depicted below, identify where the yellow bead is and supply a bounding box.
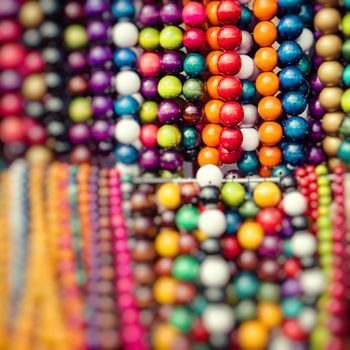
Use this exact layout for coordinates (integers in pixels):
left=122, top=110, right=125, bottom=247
left=153, top=277, right=177, bottom=304
left=155, top=229, right=179, bottom=257
left=253, top=182, right=281, bottom=207
left=238, top=320, right=269, bottom=350
left=257, top=302, right=282, bottom=329
left=152, top=323, right=179, bottom=350
left=237, top=222, right=264, bottom=250
left=157, top=183, right=181, bottom=209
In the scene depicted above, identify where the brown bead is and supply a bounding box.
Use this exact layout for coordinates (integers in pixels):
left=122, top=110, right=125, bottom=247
left=98, top=296, right=115, bottom=311
left=99, top=266, right=115, bottom=280
left=19, top=1, right=44, bottom=28
left=316, top=34, right=342, bottom=60
left=98, top=330, right=120, bottom=350
left=316, top=0, right=339, bottom=5
left=317, top=61, right=343, bottom=86
left=323, top=136, right=341, bottom=156
left=159, top=210, right=176, bottom=228
left=97, top=281, right=114, bottom=295
left=96, top=312, right=117, bottom=329
left=314, top=8, right=341, bottom=34
left=319, top=87, right=343, bottom=111
left=171, top=335, right=192, bottom=350
left=322, top=112, right=345, bottom=134
left=154, top=257, right=173, bottom=276
left=130, top=192, right=155, bottom=212
left=67, top=75, right=88, bottom=94
left=135, top=285, right=154, bottom=308
left=22, top=74, right=47, bottom=101
left=132, top=240, right=156, bottom=262
left=132, top=216, right=157, bottom=237
left=133, top=263, right=155, bottom=284
left=178, top=233, right=199, bottom=254
left=70, top=145, right=91, bottom=164
left=26, top=145, right=52, bottom=164
left=175, top=281, right=197, bottom=304
left=258, top=259, right=280, bottom=281
left=140, top=309, right=156, bottom=329
left=237, top=250, right=258, bottom=271
left=180, top=183, right=200, bottom=203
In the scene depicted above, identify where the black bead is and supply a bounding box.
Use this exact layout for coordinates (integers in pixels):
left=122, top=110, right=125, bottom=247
left=291, top=216, right=309, bottom=230
left=198, top=186, right=220, bottom=206
left=200, top=239, right=221, bottom=255
left=279, top=174, right=297, bottom=192
left=182, top=148, right=198, bottom=162
left=53, top=140, right=72, bottom=154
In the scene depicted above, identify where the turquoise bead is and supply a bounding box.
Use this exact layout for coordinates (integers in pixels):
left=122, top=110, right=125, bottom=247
left=281, top=297, right=304, bottom=318
left=181, top=127, right=201, bottom=149
left=183, top=53, right=206, bottom=77
left=338, top=140, right=350, bottom=163
left=170, top=307, right=193, bottom=332
left=233, top=272, right=259, bottom=299
left=343, top=65, right=350, bottom=87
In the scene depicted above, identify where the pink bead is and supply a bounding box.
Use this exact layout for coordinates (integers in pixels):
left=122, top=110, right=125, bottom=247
left=0, top=93, right=23, bottom=117
left=0, top=43, right=26, bottom=70
left=21, top=51, right=45, bottom=75
left=0, top=19, right=22, bottom=43
left=138, top=52, right=161, bottom=77
left=113, top=228, right=128, bottom=239
left=140, top=124, right=158, bottom=147
left=121, top=309, right=139, bottom=325
left=116, top=277, right=133, bottom=293
left=122, top=325, right=142, bottom=344
left=111, top=215, right=124, bottom=227
left=118, top=293, right=135, bottom=309
left=182, top=2, right=206, bottom=27
left=115, top=240, right=128, bottom=253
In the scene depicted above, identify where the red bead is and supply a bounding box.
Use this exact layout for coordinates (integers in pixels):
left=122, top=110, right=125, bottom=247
left=0, top=43, right=26, bottom=70
left=140, top=124, right=158, bottom=147
left=218, top=145, right=242, bottom=163
left=221, top=235, right=241, bottom=260
left=0, top=116, right=26, bottom=144
left=219, top=101, right=244, bottom=126
left=306, top=165, right=315, bottom=173
left=217, top=76, right=242, bottom=101
left=191, top=319, right=210, bottom=342
left=326, top=337, right=347, bottom=350
left=294, top=167, right=307, bottom=178
left=217, top=51, right=241, bottom=76
left=307, top=172, right=317, bottom=182
left=256, top=207, right=282, bottom=234
left=258, top=258, right=280, bottom=281
left=0, top=19, right=22, bottom=44
left=282, top=319, right=307, bottom=341
left=219, top=127, right=243, bottom=150
left=22, top=51, right=45, bottom=75
left=283, top=257, right=301, bottom=278
left=0, top=93, right=23, bottom=117
left=26, top=123, right=48, bottom=145
left=139, top=52, right=161, bottom=77
left=183, top=28, right=206, bottom=51
left=217, top=0, right=242, bottom=25
left=179, top=233, right=199, bottom=254
left=217, top=25, right=242, bottom=50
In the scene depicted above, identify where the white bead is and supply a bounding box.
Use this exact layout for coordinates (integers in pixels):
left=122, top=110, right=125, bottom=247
left=299, top=269, right=326, bottom=296
left=112, top=22, right=138, bottom=48
left=115, top=118, right=140, bottom=144
left=116, top=162, right=140, bottom=177
left=200, top=256, right=230, bottom=288
left=296, top=28, right=314, bottom=53
left=241, top=128, right=259, bottom=151
left=196, top=164, right=223, bottom=187
left=115, top=71, right=141, bottom=96
left=250, top=64, right=261, bottom=81
left=203, top=304, right=235, bottom=334
left=282, top=191, right=307, bottom=216
left=198, top=209, right=226, bottom=237
left=298, top=307, right=317, bottom=332
left=236, top=55, right=255, bottom=80
left=242, top=104, right=258, bottom=127
left=291, top=231, right=317, bottom=257
left=237, top=31, right=253, bottom=54
left=269, top=335, right=294, bottom=350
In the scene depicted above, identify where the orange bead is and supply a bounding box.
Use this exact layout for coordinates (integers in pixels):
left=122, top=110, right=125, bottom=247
left=206, top=1, right=220, bottom=25
left=256, top=72, right=279, bottom=96
left=258, top=96, right=282, bottom=120
left=202, top=124, right=222, bottom=147
left=258, top=302, right=282, bottom=329
left=207, top=26, right=220, bottom=50
left=204, top=99, right=223, bottom=123
left=259, top=166, right=272, bottom=177
left=259, top=121, right=283, bottom=146
left=198, top=146, right=220, bottom=166
left=207, top=75, right=223, bottom=99
left=254, top=47, right=277, bottom=72
left=253, top=0, right=278, bottom=21
left=253, top=21, right=277, bottom=47
left=207, top=51, right=222, bottom=75
left=258, top=146, right=282, bottom=167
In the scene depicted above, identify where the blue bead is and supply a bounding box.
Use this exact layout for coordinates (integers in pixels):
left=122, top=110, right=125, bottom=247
left=112, top=0, right=135, bottom=19
left=277, top=15, right=303, bottom=40
left=282, top=142, right=306, bottom=165
left=338, top=140, right=350, bottom=163
left=279, top=66, right=304, bottom=91
left=225, top=210, right=242, bottom=234
left=238, top=151, right=259, bottom=175
left=282, top=91, right=307, bottom=116
left=278, top=0, right=302, bottom=13
left=278, top=41, right=303, bottom=67
left=181, top=127, right=201, bottom=149
left=114, top=96, right=139, bottom=116
left=298, top=81, right=309, bottom=96
left=284, top=116, right=308, bottom=140
left=298, top=3, right=313, bottom=24
left=239, top=80, right=256, bottom=103
left=296, top=55, right=311, bottom=75
left=271, top=164, right=292, bottom=177
left=237, top=6, right=252, bottom=28
left=183, top=53, right=206, bottom=77
left=113, top=48, right=137, bottom=69
left=115, top=144, right=138, bottom=164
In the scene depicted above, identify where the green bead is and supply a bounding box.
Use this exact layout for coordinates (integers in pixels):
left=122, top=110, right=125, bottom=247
left=281, top=297, right=303, bottom=318
left=296, top=55, right=311, bottom=75
left=283, top=239, right=293, bottom=257
left=233, top=272, right=259, bottom=299
left=310, top=327, right=330, bottom=350
left=157, top=125, right=182, bottom=148
left=342, top=39, right=350, bottom=62
left=320, top=254, right=332, bottom=268
left=318, top=229, right=331, bottom=241
left=176, top=205, right=199, bottom=232
left=341, top=88, right=350, bottom=113
left=192, top=295, right=208, bottom=315
left=316, top=176, right=330, bottom=186
left=160, top=170, right=183, bottom=179
left=170, top=307, right=193, bottom=333
left=158, top=76, right=182, bottom=99
left=343, top=65, right=350, bottom=87
left=226, top=284, right=239, bottom=305
left=221, top=183, right=246, bottom=207
left=159, top=26, right=183, bottom=50
left=64, top=24, right=88, bottom=49
left=139, top=27, right=159, bottom=50
left=318, top=241, right=332, bottom=255
left=257, top=282, right=280, bottom=302
left=318, top=206, right=329, bottom=216
left=337, top=140, right=350, bottom=163
left=343, top=13, right=350, bottom=37
left=238, top=199, right=259, bottom=218
left=319, top=195, right=331, bottom=206
left=235, top=300, right=257, bottom=322
left=339, top=115, right=350, bottom=138
left=173, top=255, right=199, bottom=281
left=69, top=97, right=92, bottom=122
left=317, top=216, right=331, bottom=229
left=140, top=101, right=158, bottom=123
left=181, top=127, right=201, bottom=149
left=317, top=185, right=331, bottom=196
left=182, top=78, right=205, bottom=102
left=315, top=165, right=328, bottom=176
left=193, top=344, right=211, bottom=350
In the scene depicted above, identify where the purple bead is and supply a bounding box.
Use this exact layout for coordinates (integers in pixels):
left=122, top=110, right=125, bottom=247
left=309, top=74, right=324, bottom=94
left=158, top=100, right=181, bottom=124
left=312, top=54, right=323, bottom=68
left=160, top=2, right=182, bottom=24
left=224, top=169, right=243, bottom=180
left=68, top=51, right=87, bottom=71
left=308, top=119, right=325, bottom=141
left=0, top=0, right=19, bottom=18
left=307, top=145, right=326, bottom=164
left=160, top=149, right=183, bottom=171
left=139, top=148, right=160, bottom=171
left=140, top=77, right=159, bottom=100
left=161, top=51, right=183, bottom=74
left=89, top=70, right=111, bottom=92
left=69, top=123, right=91, bottom=144
left=314, top=30, right=322, bottom=40
left=258, top=235, right=282, bottom=257
left=281, top=278, right=302, bottom=297
left=91, top=119, right=111, bottom=141
left=96, top=139, right=114, bottom=155
left=87, top=20, right=109, bottom=41
left=92, top=96, right=113, bottom=117
left=0, top=70, right=21, bottom=93
left=281, top=217, right=293, bottom=238
left=88, top=45, right=112, bottom=66
left=314, top=3, right=323, bottom=12
left=309, top=96, right=325, bottom=119
left=183, top=102, right=203, bottom=125
left=139, top=4, right=160, bottom=26
left=85, top=0, right=109, bottom=16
